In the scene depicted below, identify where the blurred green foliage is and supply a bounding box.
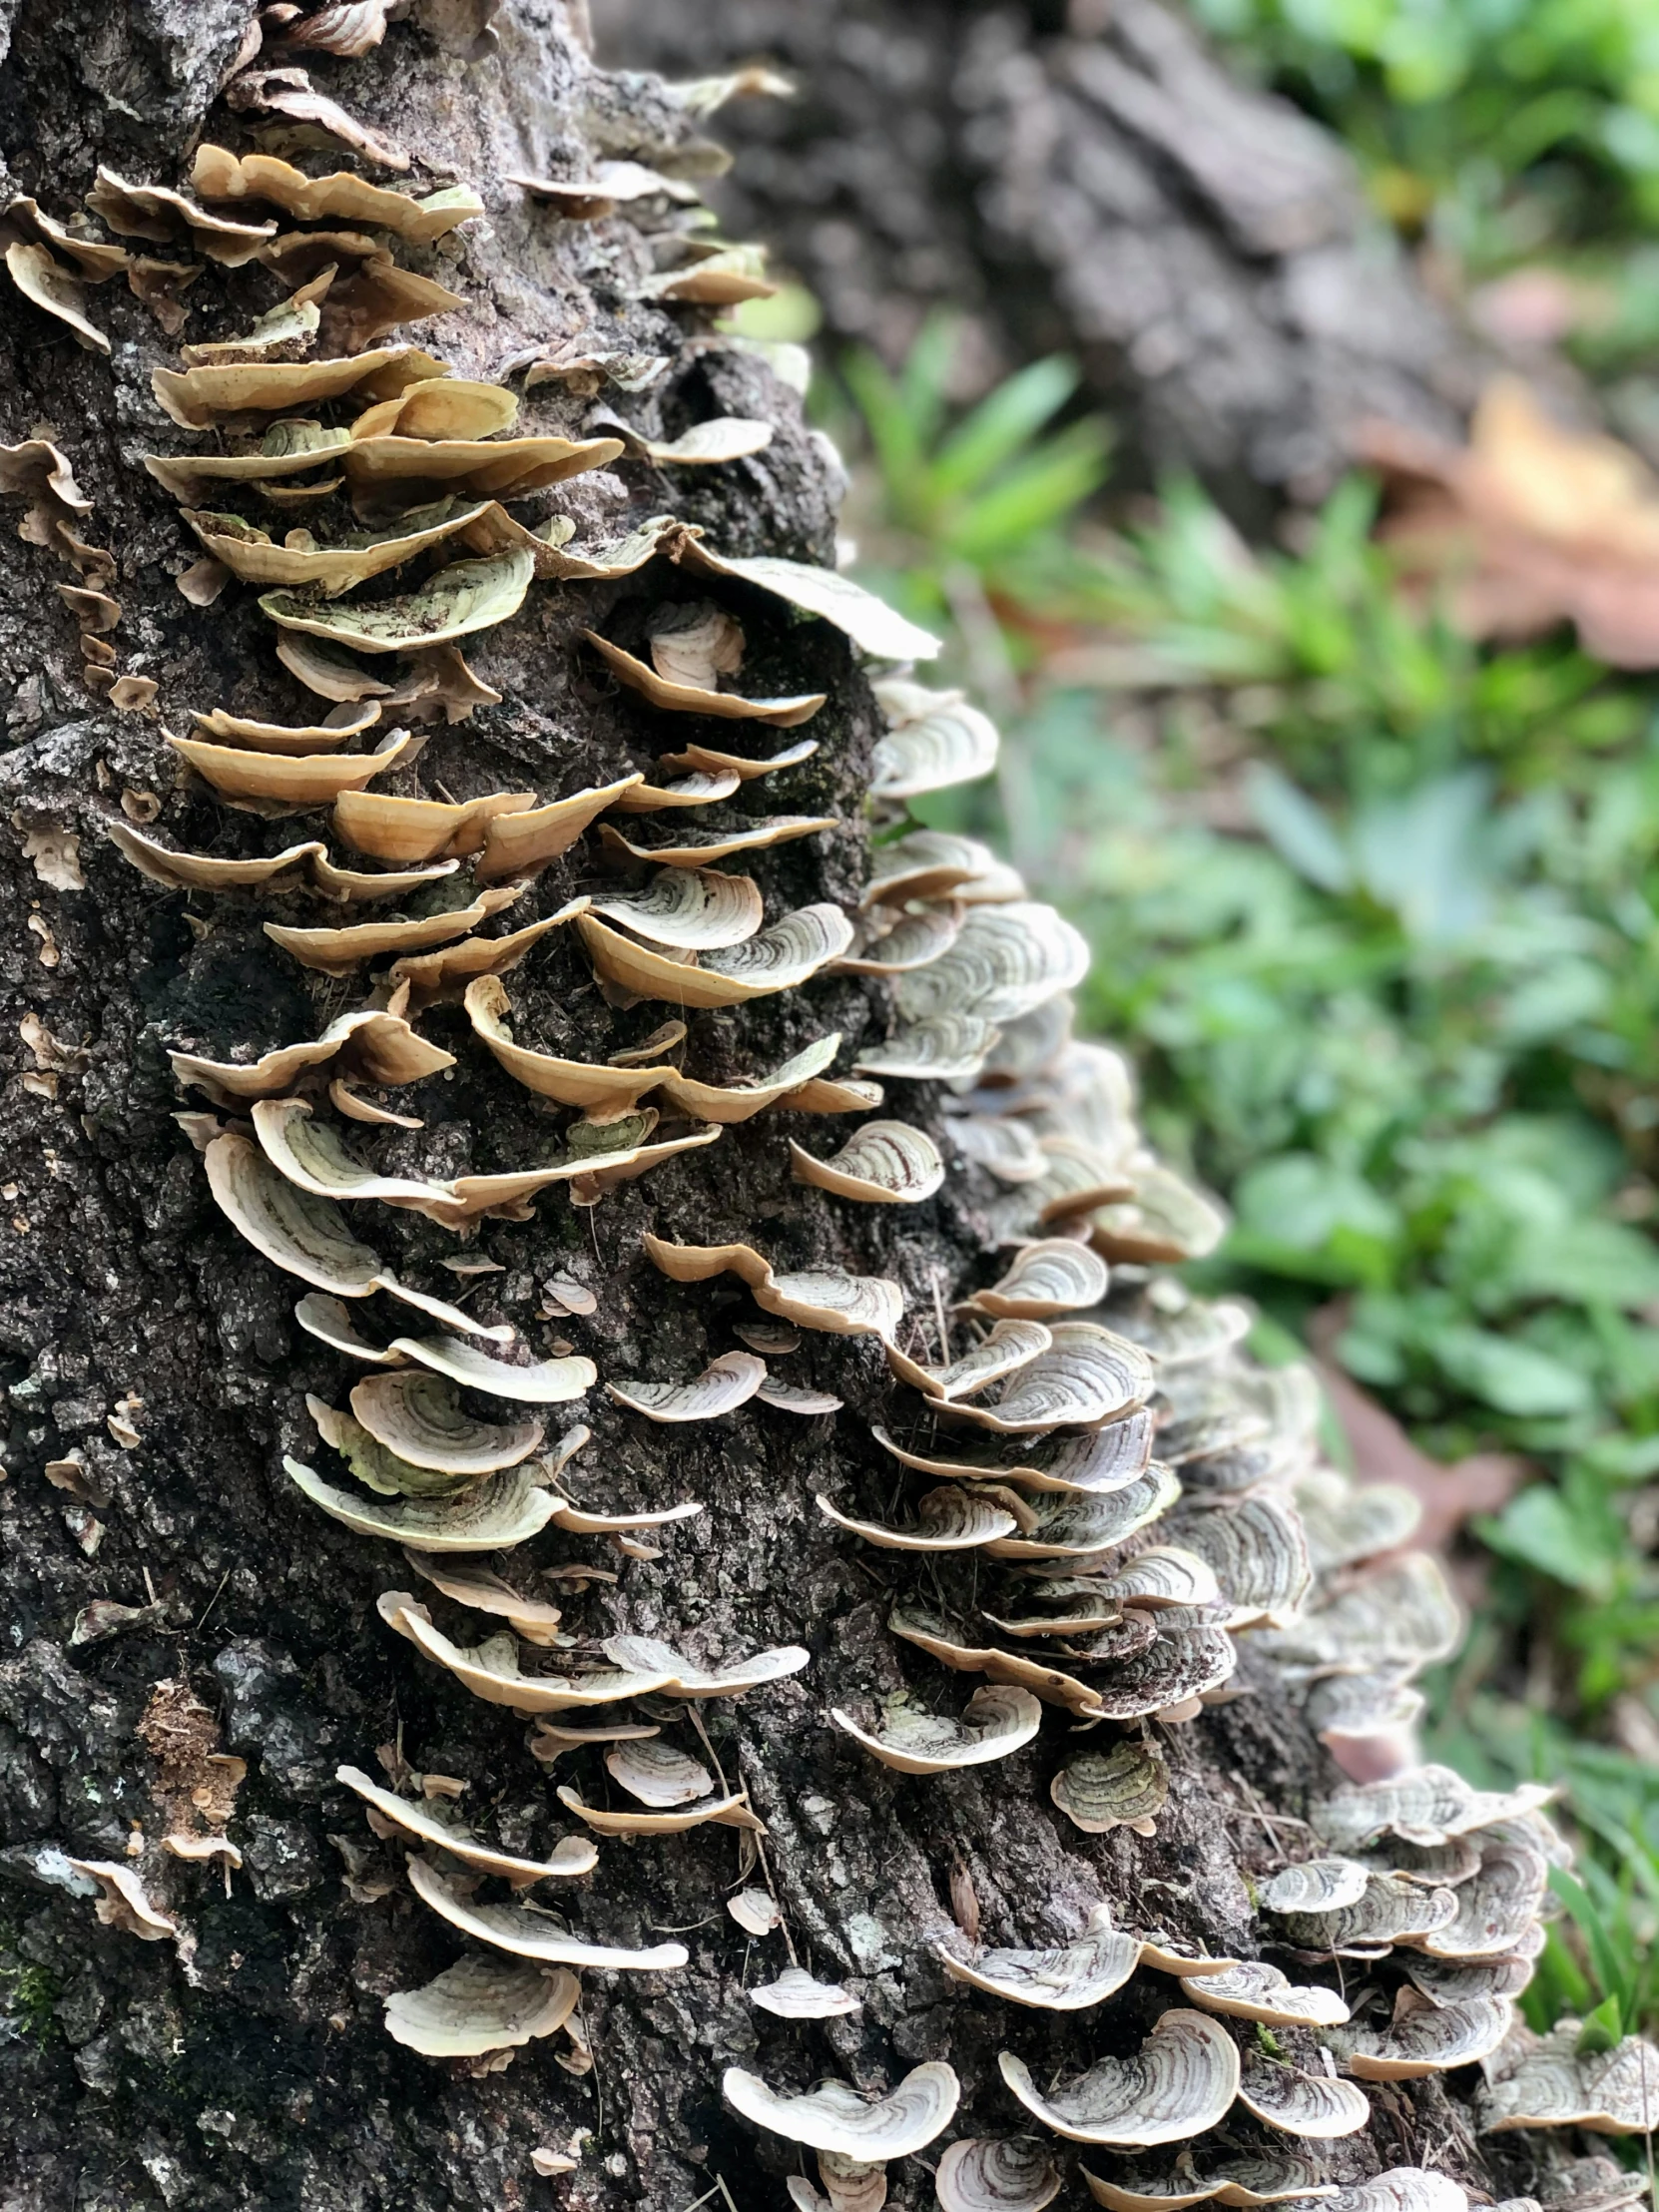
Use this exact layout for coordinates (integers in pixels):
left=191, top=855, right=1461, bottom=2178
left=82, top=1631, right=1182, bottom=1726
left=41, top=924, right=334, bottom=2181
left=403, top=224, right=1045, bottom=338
left=1189, top=0, right=1659, bottom=256
left=834, top=312, right=1659, bottom=2029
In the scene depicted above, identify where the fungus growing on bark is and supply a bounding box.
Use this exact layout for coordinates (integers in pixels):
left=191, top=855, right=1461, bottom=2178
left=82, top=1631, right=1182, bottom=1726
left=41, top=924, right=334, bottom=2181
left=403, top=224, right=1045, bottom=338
left=935, top=2138, right=1062, bottom=2212
left=869, top=683, right=1000, bottom=801
left=66, top=1860, right=179, bottom=1942
left=284, top=1457, right=554, bottom=1549
left=190, top=146, right=482, bottom=239
left=607, top=1351, right=767, bottom=1421
left=998, top=2011, right=1240, bottom=2146
left=405, top=1857, right=690, bottom=1971
left=1482, top=2021, right=1659, bottom=2132
left=169, top=727, right=415, bottom=807
left=830, top=1686, right=1043, bottom=1774
left=790, top=1120, right=945, bottom=1204
left=723, top=2061, right=961, bottom=2159
left=334, top=1765, right=595, bottom=1885
left=383, top=1957, right=579, bottom=2059
left=584, top=627, right=825, bottom=726
left=1180, top=1962, right=1350, bottom=2027
left=1235, top=2057, right=1372, bottom=2139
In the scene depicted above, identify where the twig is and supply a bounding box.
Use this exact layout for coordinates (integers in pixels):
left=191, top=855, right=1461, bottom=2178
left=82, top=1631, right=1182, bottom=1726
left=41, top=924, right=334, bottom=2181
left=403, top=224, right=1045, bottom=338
left=193, top=1567, right=232, bottom=1633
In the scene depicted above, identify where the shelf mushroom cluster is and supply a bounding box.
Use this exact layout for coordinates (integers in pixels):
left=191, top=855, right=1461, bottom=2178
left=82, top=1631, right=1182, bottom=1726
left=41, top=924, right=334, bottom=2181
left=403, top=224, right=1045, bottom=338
left=26, top=14, right=1659, bottom=2206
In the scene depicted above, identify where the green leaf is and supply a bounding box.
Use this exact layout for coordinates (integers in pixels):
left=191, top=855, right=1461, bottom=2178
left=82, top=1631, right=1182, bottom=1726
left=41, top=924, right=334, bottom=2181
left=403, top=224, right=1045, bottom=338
left=1245, top=766, right=1354, bottom=893
left=1577, top=1992, right=1625, bottom=2055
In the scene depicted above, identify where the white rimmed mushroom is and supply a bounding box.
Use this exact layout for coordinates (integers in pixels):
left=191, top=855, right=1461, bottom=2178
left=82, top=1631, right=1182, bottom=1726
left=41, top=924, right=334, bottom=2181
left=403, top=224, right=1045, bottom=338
left=284, top=1457, right=554, bottom=1551
left=835, top=903, right=966, bottom=979
left=384, top=1955, right=579, bottom=2058
left=391, top=1611, right=673, bottom=1711
left=885, top=1607, right=1103, bottom=1718
left=190, top=146, right=480, bottom=240
left=968, top=1241, right=1111, bottom=1320
left=935, top=1905, right=1141, bottom=2010
left=758, top=1380, right=844, bottom=1415
left=1402, top=1952, right=1537, bottom=2006
left=1326, top=2177, right=1467, bottom=2212
left=402, top=1550, right=565, bottom=1644
left=886, top=1321, right=1052, bottom=1403
left=861, top=831, right=1020, bottom=908
left=1162, top=1496, right=1313, bottom=1630
left=1083, top=2156, right=1337, bottom=2211
left=473, top=777, right=646, bottom=880
left=937, top=1323, right=1154, bottom=1434
left=598, top=815, right=835, bottom=867
left=666, top=524, right=940, bottom=660
left=607, top=1352, right=767, bottom=1422
left=183, top=500, right=490, bottom=597
left=1049, top=1743, right=1170, bottom=1837
left=722, top=2060, right=960, bottom=2159
left=870, top=1414, right=1155, bottom=1497
left=464, top=974, right=673, bottom=1112
left=1483, top=2019, right=1659, bottom=2133
left=645, top=1234, right=904, bottom=1342
left=385, top=1336, right=595, bottom=1406
left=729, top=1887, right=781, bottom=1936
left=332, top=787, right=537, bottom=865
left=998, top=2010, right=1239, bottom=2147
left=751, top=1969, right=860, bottom=2018
left=934, top=2137, right=1061, bottom=2212
left=853, top=1016, right=1003, bottom=1084
left=584, top=628, right=825, bottom=727
left=549, top=1496, right=705, bottom=1538
left=790, top=1121, right=945, bottom=1206
left=1334, top=1993, right=1514, bottom=2079
left=1181, top=1961, right=1350, bottom=2028
left=555, top=1784, right=764, bottom=1836
left=66, top=1860, right=179, bottom=1941
left=1311, top=1767, right=1556, bottom=1853
left=349, top=1372, right=543, bottom=1475
left=602, top=1739, right=715, bottom=1807
left=249, top=1092, right=597, bottom=1225
left=206, top=1136, right=513, bottom=1342
left=818, top=1484, right=1028, bottom=1553
left=1257, top=1860, right=1372, bottom=1914
left=172, top=1003, right=453, bottom=1104
left=656, top=1036, right=849, bottom=1124
left=870, top=684, right=999, bottom=801
left=1414, top=1836, right=1549, bottom=1960
left=831, top=1687, right=1042, bottom=1775
left=169, top=727, right=415, bottom=808
left=894, top=904, right=1089, bottom=1027
left=589, top=866, right=765, bottom=950
left=334, top=1765, right=595, bottom=1886
left=1277, top=1872, right=1459, bottom=1956
left=655, top=735, right=816, bottom=781
left=979, top=1466, right=1183, bottom=1558
left=112, top=824, right=324, bottom=892
left=405, top=1856, right=687, bottom=1970
left=262, top=885, right=534, bottom=978
left=576, top=903, right=853, bottom=1007
left=1235, top=2057, right=1371, bottom=2139
left=601, top=1634, right=811, bottom=1699
left=258, top=549, right=534, bottom=658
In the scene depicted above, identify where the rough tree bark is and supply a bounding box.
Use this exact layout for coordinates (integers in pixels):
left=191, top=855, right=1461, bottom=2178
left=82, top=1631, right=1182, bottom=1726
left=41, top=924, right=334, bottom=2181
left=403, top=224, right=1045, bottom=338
left=598, top=0, right=1490, bottom=512
left=0, top=9, right=1616, bottom=2212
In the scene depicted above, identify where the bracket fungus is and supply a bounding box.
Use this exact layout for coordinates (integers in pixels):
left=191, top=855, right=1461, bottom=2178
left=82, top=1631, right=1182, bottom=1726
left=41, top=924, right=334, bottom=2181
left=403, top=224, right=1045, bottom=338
left=722, top=2061, right=961, bottom=2161
left=1482, top=2020, right=1659, bottom=2133
left=1050, top=1744, right=1171, bottom=1837
left=1180, top=1961, right=1350, bottom=2027
left=284, top=1458, right=555, bottom=1551
left=1334, top=1994, right=1516, bottom=2079
left=67, top=1860, right=179, bottom=1942
left=1084, top=2157, right=1339, bottom=2211
left=831, top=1686, right=1043, bottom=1775
left=967, top=1240, right=1111, bottom=1320
left=937, top=1906, right=1170, bottom=2010
left=405, top=1857, right=689, bottom=1972
left=576, top=902, right=854, bottom=1007
left=348, top=1372, right=545, bottom=1474
left=790, top=1120, right=945, bottom=1205
left=334, top=1766, right=595, bottom=1886
left=383, top=1957, right=580, bottom=2060
left=998, top=2010, right=1240, bottom=2147
left=935, top=2138, right=1062, bottom=2212
left=584, top=627, right=825, bottom=727
left=607, top=1352, right=767, bottom=1422
left=1235, top=2057, right=1372, bottom=2139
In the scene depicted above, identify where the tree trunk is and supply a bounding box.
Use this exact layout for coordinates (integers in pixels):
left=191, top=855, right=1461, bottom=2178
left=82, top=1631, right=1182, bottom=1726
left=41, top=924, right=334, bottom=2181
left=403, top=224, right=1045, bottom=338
left=0, top=8, right=1604, bottom=2212
left=598, top=0, right=1491, bottom=515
